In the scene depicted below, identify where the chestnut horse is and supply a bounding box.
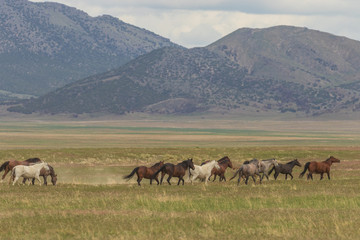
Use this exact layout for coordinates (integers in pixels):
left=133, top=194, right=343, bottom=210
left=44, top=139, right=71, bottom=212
left=299, top=156, right=340, bottom=180
left=0, top=158, right=42, bottom=182
left=205, top=156, right=235, bottom=182
left=152, top=158, right=195, bottom=185
left=123, top=161, right=164, bottom=186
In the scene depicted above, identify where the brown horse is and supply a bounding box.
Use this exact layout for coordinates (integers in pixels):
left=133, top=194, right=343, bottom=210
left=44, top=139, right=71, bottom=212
left=23, top=164, right=57, bottom=186
left=123, top=161, right=164, bottom=186
left=208, top=156, right=235, bottom=182
left=0, top=158, right=42, bottom=181
left=152, top=158, right=195, bottom=185
left=299, top=156, right=340, bottom=180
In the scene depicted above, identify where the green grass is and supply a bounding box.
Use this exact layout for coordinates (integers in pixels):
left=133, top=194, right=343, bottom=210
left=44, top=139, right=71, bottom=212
left=1, top=177, right=360, bottom=240
left=0, top=120, right=359, bottom=239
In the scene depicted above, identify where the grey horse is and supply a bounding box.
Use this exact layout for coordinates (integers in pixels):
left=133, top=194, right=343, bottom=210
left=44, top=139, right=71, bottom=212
left=258, top=158, right=278, bottom=181
left=230, top=159, right=262, bottom=185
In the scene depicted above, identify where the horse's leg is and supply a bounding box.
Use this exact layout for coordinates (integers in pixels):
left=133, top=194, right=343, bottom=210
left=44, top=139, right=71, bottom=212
left=251, top=176, right=256, bottom=184
left=308, top=173, right=313, bottom=180
left=3, top=168, right=10, bottom=181
left=274, top=172, right=278, bottom=180
left=327, top=172, right=331, bottom=180
left=320, top=173, right=324, bottom=180
left=36, top=175, right=42, bottom=186
left=8, top=171, right=14, bottom=184
left=160, top=172, right=165, bottom=185
left=222, top=174, right=226, bottom=182
left=177, top=177, right=181, bottom=185
left=31, top=178, right=35, bottom=185
left=285, top=174, right=288, bottom=180
left=12, top=176, right=20, bottom=186
left=256, top=173, right=262, bottom=184
left=245, top=176, right=249, bottom=185
left=167, top=174, right=172, bottom=185
left=212, top=174, right=217, bottom=182
left=137, top=178, right=141, bottom=186
left=43, top=176, right=48, bottom=186
left=181, top=177, right=185, bottom=185
left=204, top=174, right=209, bottom=185
left=264, top=173, right=269, bottom=181
left=237, top=172, right=243, bottom=185
left=289, top=173, right=294, bottom=180
left=155, top=177, right=160, bottom=185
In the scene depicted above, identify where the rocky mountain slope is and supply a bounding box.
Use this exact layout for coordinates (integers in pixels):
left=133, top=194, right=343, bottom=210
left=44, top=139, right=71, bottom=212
left=0, top=0, right=178, bottom=98
left=9, top=26, right=360, bottom=116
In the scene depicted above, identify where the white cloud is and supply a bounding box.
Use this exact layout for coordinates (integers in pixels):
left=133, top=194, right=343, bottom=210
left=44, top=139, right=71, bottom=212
left=30, top=0, right=360, bottom=47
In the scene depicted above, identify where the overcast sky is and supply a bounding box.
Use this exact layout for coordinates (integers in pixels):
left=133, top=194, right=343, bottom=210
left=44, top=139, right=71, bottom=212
left=31, top=0, right=360, bottom=48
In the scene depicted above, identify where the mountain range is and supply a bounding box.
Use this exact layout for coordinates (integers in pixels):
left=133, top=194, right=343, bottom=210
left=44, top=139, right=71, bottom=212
left=0, top=0, right=178, bottom=99
left=3, top=1, right=360, bottom=116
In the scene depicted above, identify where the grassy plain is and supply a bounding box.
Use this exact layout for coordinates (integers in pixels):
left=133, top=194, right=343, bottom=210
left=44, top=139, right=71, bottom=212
left=0, top=118, right=359, bottom=239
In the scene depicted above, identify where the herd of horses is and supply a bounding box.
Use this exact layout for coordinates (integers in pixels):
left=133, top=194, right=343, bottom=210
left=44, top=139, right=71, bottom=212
left=0, top=158, right=57, bottom=185
left=123, top=156, right=341, bottom=186
left=0, top=155, right=341, bottom=186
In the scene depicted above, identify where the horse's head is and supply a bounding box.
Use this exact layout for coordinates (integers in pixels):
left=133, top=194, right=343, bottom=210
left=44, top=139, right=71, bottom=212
left=188, top=158, right=195, bottom=170
left=272, top=159, right=279, bottom=167
left=51, top=174, right=57, bottom=185
left=328, top=156, right=340, bottom=163
left=294, top=159, right=302, bottom=167
left=227, top=159, right=235, bottom=170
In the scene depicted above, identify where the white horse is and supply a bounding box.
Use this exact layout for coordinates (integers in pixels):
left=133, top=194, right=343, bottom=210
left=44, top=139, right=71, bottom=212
left=11, top=162, right=49, bottom=186
left=189, top=160, right=220, bottom=185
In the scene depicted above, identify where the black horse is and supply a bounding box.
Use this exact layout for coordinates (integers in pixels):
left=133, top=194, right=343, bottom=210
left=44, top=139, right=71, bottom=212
left=152, top=158, right=195, bottom=185
left=268, top=159, right=301, bottom=180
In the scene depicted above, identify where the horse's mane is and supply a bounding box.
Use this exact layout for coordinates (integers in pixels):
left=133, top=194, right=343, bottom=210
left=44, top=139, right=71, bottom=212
left=152, top=162, right=163, bottom=167
left=201, top=160, right=215, bottom=166
left=25, top=158, right=41, bottom=163
left=218, top=156, right=229, bottom=162
left=200, top=160, right=210, bottom=166
left=48, top=165, right=54, bottom=173
left=286, top=159, right=298, bottom=164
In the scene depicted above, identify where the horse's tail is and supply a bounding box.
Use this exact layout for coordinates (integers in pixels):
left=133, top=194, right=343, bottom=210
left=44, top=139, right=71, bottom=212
left=229, top=167, right=242, bottom=181
left=0, top=161, right=9, bottom=172
left=268, top=166, right=275, bottom=175
left=151, top=165, right=166, bottom=179
left=123, top=167, right=139, bottom=180
left=299, top=162, right=310, bottom=178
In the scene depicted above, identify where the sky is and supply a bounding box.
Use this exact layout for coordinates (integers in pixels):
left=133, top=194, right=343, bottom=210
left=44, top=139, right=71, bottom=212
left=30, top=0, right=360, bottom=48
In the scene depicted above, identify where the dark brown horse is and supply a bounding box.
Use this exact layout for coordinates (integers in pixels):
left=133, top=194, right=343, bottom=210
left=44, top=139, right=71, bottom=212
left=123, top=161, right=164, bottom=186
left=208, top=156, right=235, bottom=182
left=22, top=164, right=57, bottom=186
left=152, top=158, right=195, bottom=185
left=0, top=158, right=42, bottom=181
left=268, top=159, right=301, bottom=180
left=299, top=156, right=340, bottom=180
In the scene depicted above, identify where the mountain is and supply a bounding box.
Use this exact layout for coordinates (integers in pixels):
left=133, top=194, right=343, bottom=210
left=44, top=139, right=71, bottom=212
left=9, top=26, right=360, bottom=116
left=0, top=0, right=178, bottom=99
